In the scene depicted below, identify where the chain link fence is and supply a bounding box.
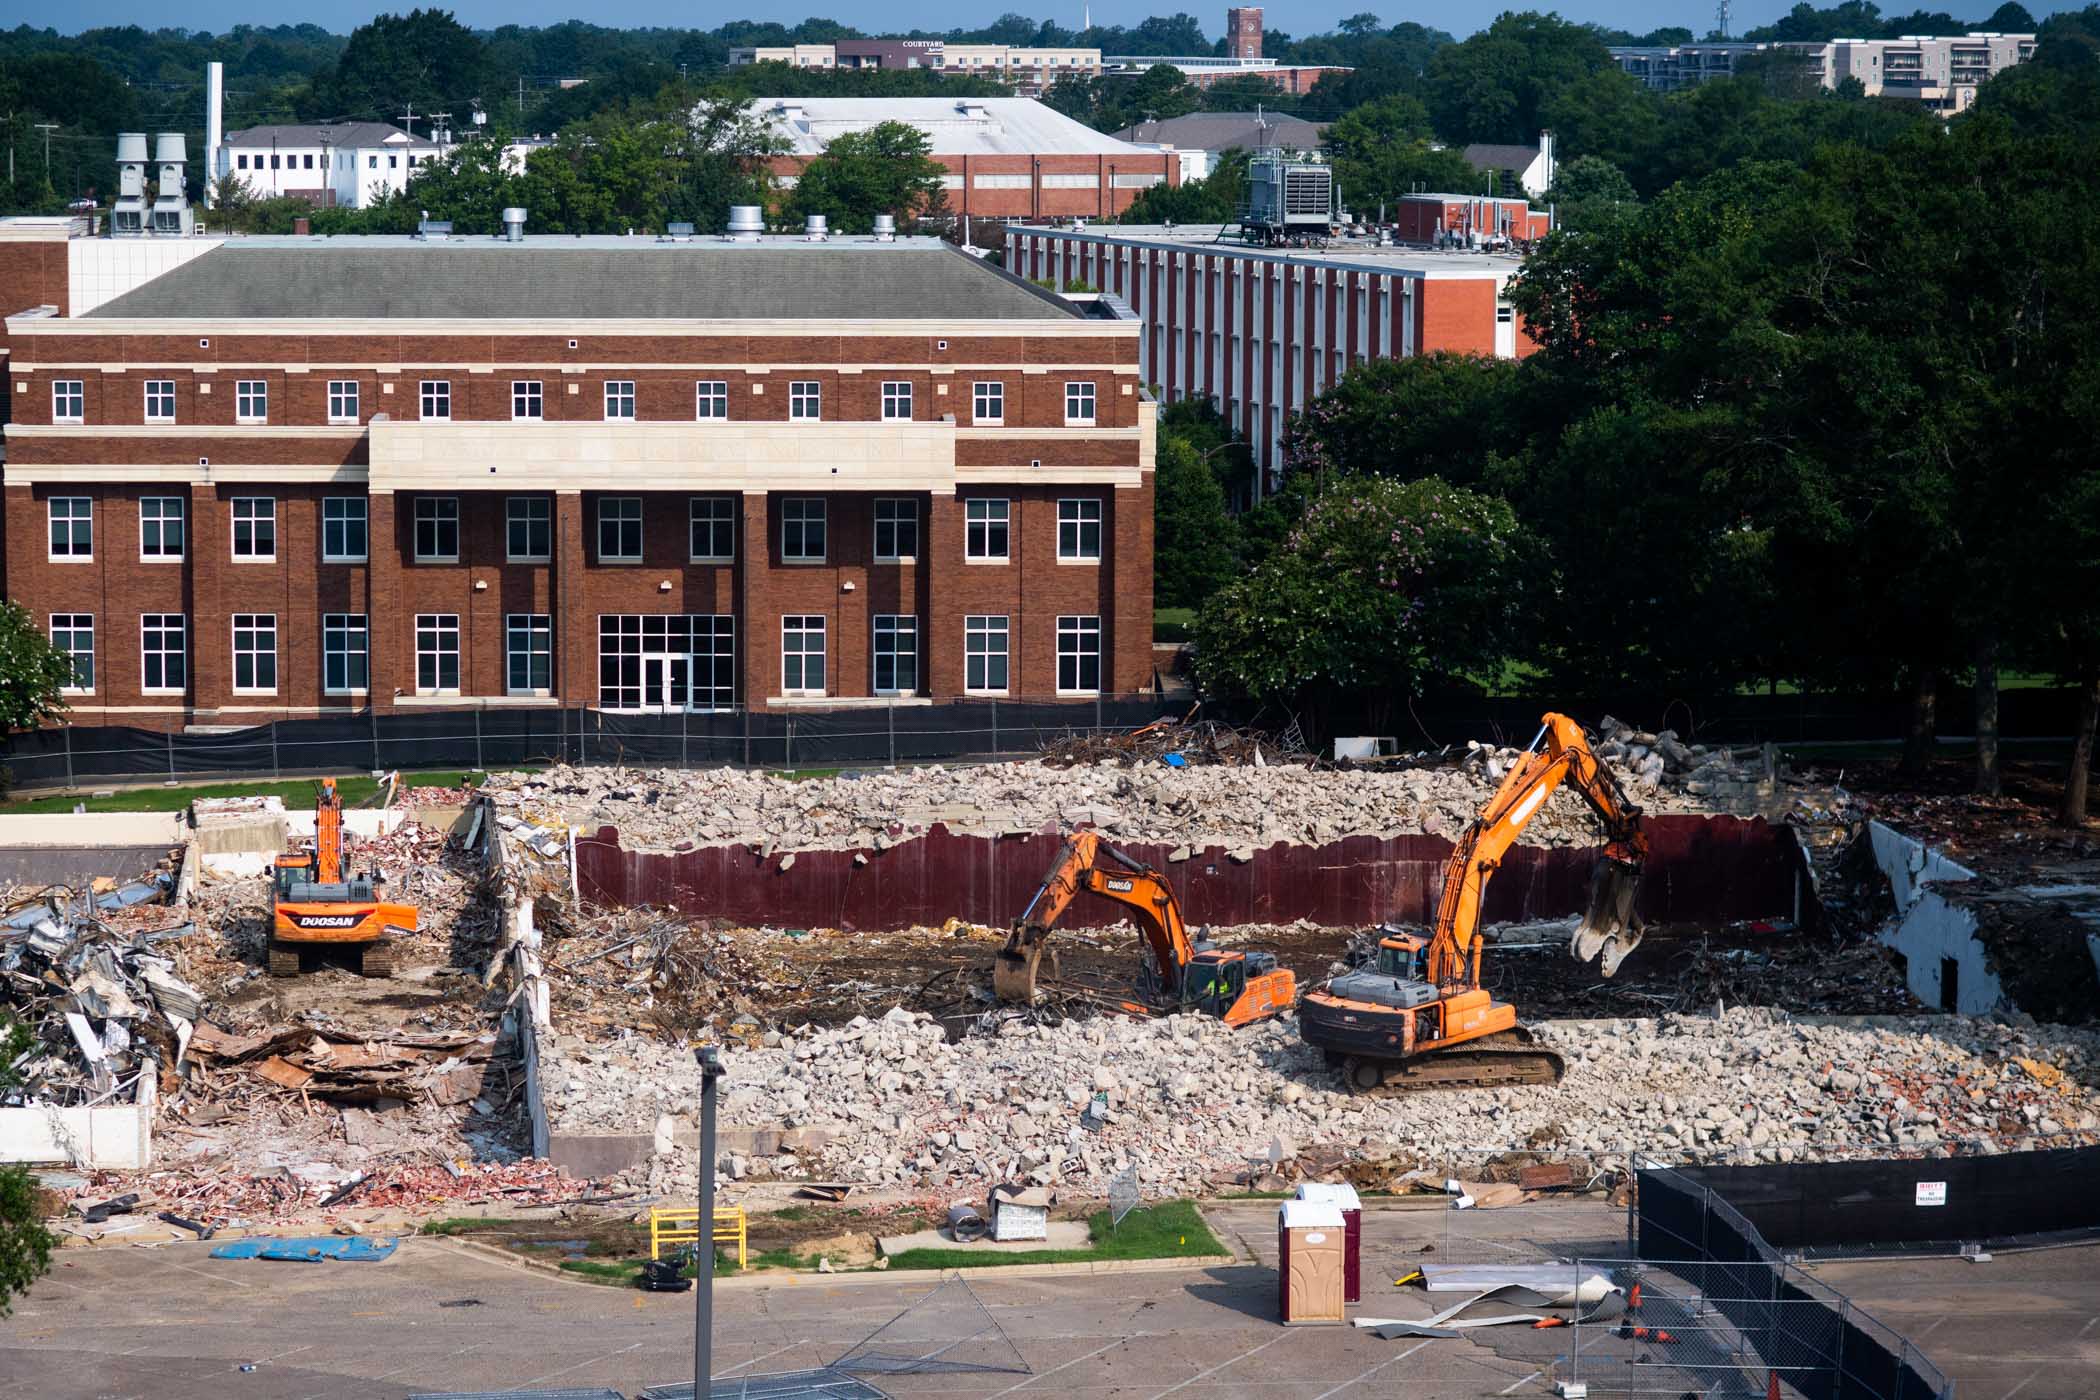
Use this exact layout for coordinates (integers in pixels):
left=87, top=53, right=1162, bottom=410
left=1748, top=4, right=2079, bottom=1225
left=0, top=694, right=1172, bottom=791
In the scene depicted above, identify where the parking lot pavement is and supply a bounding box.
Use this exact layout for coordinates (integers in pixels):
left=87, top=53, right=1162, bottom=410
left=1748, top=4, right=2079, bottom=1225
left=10, top=1200, right=2081, bottom=1400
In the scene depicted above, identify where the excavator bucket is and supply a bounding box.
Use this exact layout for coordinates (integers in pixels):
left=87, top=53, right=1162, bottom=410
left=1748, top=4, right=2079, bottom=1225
left=993, top=929, right=1057, bottom=1005
left=1570, top=858, right=1644, bottom=977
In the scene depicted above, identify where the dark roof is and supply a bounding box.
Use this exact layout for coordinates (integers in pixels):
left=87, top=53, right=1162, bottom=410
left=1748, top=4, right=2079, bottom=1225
left=224, top=123, right=434, bottom=149
left=84, top=242, right=1074, bottom=321
left=1461, top=143, right=1543, bottom=171
left=1113, top=111, right=1327, bottom=152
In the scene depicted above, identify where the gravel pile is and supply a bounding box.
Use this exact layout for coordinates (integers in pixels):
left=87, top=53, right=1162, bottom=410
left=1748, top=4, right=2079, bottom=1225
left=486, top=759, right=1739, bottom=856
left=543, top=1006, right=2100, bottom=1196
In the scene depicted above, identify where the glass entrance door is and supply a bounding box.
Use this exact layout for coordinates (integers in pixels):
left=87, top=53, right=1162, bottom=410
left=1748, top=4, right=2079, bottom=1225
left=641, top=653, right=693, bottom=712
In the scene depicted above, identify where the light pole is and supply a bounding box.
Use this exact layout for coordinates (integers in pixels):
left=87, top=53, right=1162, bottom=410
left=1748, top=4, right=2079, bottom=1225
left=693, top=1043, right=724, bottom=1397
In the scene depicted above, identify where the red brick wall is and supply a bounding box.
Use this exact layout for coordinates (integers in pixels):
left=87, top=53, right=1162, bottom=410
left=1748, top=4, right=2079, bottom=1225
left=765, top=152, right=1180, bottom=221
left=0, top=234, right=70, bottom=319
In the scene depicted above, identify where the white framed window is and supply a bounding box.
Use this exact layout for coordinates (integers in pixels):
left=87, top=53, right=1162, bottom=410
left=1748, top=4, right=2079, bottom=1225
left=880, top=380, right=913, bottom=421
left=873, top=498, right=918, bottom=562
left=322, top=497, right=367, bottom=563
left=415, top=613, right=461, bottom=693
left=420, top=379, right=451, bottom=420
left=48, top=497, right=92, bottom=561
left=695, top=380, right=729, bottom=420
left=141, top=613, right=186, bottom=693
left=689, top=496, right=735, bottom=562
left=965, top=615, right=1009, bottom=694
left=139, top=496, right=185, bottom=561
left=604, top=380, right=636, bottom=420
left=51, top=380, right=84, bottom=423
left=327, top=379, right=360, bottom=423
left=781, top=497, right=826, bottom=562
left=598, top=496, right=643, bottom=562
left=512, top=380, right=543, bottom=421
left=144, top=379, right=176, bottom=423
left=235, top=380, right=268, bottom=423
left=322, top=614, right=368, bottom=694
left=873, top=614, right=918, bottom=695
left=51, top=614, right=93, bottom=693
left=507, top=496, right=551, bottom=562
left=1064, top=380, right=1097, bottom=425
left=1058, top=498, right=1103, bottom=562
left=414, top=496, right=459, bottom=562
left=1057, top=614, right=1102, bottom=694
left=781, top=614, right=826, bottom=695
left=789, top=380, right=821, bottom=420
left=232, top=613, right=278, bottom=693
left=965, top=497, right=1010, bottom=562
left=231, top=497, right=276, bottom=561
left=972, top=380, right=1004, bottom=423
left=507, top=613, right=552, bottom=695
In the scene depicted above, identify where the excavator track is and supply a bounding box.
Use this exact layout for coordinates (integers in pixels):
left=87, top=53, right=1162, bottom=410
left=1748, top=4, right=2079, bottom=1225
left=1340, top=1030, right=1566, bottom=1095
left=266, top=940, right=302, bottom=977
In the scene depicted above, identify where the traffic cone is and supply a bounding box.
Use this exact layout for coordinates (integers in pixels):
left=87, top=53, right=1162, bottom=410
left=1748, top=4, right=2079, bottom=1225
left=1767, top=1370, right=1781, bottom=1400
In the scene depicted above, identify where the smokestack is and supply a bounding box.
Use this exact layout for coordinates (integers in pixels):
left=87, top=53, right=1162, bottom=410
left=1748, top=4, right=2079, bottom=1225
left=204, top=61, right=224, bottom=208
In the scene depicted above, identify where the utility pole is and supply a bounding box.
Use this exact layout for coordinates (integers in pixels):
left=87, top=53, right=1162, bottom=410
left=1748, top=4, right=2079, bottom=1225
left=693, top=1044, right=724, bottom=1396
left=399, top=103, right=417, bottom=139
left=34, top=122, right=58, bottom=179
left=517, top=75, right=525, bottom=118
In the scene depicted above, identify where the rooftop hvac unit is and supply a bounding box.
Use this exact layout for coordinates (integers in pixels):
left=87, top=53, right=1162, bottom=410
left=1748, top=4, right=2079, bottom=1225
left=1236, top=156, right=1333, bottom=248
left=113, top=133, right=150, bottom=238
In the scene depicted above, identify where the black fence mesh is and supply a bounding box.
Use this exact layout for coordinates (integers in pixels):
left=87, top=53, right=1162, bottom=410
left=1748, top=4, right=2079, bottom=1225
left=0, top=696, right=1172, bottom=790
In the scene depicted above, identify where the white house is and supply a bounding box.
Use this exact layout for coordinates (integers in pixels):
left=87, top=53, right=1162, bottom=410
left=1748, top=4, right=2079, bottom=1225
left=217, top=123, right=443, bottom=210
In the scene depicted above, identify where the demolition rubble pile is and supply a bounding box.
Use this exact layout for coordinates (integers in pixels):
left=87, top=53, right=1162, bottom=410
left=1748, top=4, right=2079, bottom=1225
left=0, top=870, right=201, bottom=1107
left=484, top=756, right=1737, bottom=857
left=546, top=1005, right=2100, bottom=1196
left=1463, top=716, right=1787, bottom=803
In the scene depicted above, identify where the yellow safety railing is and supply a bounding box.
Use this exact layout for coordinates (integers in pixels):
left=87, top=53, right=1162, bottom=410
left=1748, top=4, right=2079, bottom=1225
left=649, top=1205, right=748, bottom=1269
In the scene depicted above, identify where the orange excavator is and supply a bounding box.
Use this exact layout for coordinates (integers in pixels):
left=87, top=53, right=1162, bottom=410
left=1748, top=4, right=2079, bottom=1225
left=994, top=830, right=1296, bottom=1028
left=268, top=778, right=418, bottom=978
left=1298, top=713, right=1648, bottom=1092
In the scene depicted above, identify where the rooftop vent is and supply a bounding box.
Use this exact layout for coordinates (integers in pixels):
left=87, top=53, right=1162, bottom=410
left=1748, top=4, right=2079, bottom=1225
left=725, top=205, right=763, bottom=242
left=154, top=132, right=187, bottom=164
left=872, top=213, right=897, bottom=242
left=416, top=219, right=454, bottom=241
left=113, top=133, right=149, bottom=238
left=501, top=206, right=527, bottom=242
left=116, top=132, right=149, bottom=166
left=804, top=213, right=828, bottom=241
left=662, top=220, right=696, bottom=241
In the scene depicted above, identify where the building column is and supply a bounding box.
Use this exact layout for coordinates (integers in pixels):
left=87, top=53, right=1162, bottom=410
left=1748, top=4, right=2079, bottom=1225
left=551, top=489, right=590, bottom=706
left=738, top=491, right=773, bottom=707
left=925, top=492, right=964, bottom=696
left=188, top=482, right=229, bottom=715
left=1110, top=476, right=1154, bottom=697
left=365, top=490, right=402, bottom=712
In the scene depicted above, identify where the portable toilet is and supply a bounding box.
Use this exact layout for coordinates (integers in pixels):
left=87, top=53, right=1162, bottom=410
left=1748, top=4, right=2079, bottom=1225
left=1297, top=1182, right=1363, bottom=1302
left=1277, top=1197, right=1346, bottom=1324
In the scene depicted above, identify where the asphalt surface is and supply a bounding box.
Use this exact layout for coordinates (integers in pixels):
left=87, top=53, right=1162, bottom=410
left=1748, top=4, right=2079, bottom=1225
left=4, top=1200, right=2093, bottom=1399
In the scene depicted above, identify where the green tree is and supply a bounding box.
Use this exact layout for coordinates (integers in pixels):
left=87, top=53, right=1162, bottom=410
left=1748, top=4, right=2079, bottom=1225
left=1118, top=148, right=1247, bottom=224
left=1421, top=12, right=1618, bottom=144
left=1154, top=435, right=1239, bottom=608
left=0, top=600, right=74, bottom=732
left=1193, top=476, right=1529, bottom=724
left=786, top=120, right=946, bottom=232
left=1282, top=353, right=1525, bottom=489
left=1322, top=94, right=1476, bottom=207
left=306, top=9, right=490, bottom=121
left=1543, top=154, right=1637, bottom=230
left=0, top=1014, right=56, bottom=1316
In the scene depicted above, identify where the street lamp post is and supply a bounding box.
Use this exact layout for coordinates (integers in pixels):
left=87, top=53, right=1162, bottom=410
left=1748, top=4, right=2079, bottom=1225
left=693, top=1043, right=724, bottom=1397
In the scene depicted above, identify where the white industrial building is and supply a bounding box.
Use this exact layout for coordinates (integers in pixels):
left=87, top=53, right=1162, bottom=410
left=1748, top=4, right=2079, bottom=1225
left=214, top=122, right=443, bottom=210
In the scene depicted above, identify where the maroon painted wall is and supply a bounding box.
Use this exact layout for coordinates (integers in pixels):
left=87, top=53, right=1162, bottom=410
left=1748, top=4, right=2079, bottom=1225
left=574, top=813, right=1801, bottom=931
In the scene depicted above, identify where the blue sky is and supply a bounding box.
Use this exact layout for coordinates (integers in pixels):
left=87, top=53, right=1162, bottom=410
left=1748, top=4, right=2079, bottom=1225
left=39, top=0, right=2061, bottom=39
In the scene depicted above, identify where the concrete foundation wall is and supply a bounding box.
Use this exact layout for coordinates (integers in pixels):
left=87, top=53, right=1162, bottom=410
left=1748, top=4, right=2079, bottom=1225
left=1864, top=819, right=2004, bottom=1015
left=0, top=1076, right=154, bottom=1168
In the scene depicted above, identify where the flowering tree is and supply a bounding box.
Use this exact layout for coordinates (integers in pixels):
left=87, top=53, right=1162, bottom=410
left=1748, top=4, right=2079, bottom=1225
left=1192, top=476, right=1528, bottom=725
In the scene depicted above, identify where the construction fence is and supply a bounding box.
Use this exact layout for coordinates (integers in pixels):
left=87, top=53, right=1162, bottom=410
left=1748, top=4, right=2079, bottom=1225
left=0, top=695, right=1171, bottom=791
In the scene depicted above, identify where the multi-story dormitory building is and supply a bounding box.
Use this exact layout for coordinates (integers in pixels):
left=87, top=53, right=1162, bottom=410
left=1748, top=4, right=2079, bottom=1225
left=0, top=218, right=1155, bottom=729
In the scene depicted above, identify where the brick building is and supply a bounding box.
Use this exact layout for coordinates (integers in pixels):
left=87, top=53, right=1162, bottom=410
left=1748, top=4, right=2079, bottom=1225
left=751, top=98, right=1178, bottom=222
left=1007, top=222, right=1540, bottom=492
left=0, top=221, right=1156, bottom=729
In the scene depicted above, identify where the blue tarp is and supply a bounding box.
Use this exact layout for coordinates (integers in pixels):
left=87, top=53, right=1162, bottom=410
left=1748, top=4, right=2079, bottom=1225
left=210, top=1235, right=399, bottom=1263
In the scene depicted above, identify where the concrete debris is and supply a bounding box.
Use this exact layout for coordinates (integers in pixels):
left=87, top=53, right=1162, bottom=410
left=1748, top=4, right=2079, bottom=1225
left=546, top=1003, right=2100, bottom=1197
left=1, top=867, right=196, bottom=1107
left=484, top=756, right=1748, bottom=857
left=1464, top=716, right=1783, bottom=805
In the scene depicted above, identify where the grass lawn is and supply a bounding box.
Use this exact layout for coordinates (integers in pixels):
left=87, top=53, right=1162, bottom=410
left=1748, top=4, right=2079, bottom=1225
left=2, top=768, right=492, bottom=814
left=883, top=1200, right=1225, bottom=1271
left=1155, top=608, right=1196, bottom=644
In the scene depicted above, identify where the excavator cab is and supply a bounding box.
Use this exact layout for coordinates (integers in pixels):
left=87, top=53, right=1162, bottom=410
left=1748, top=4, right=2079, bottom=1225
left=1373, top=934, right=1430, bottom=983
